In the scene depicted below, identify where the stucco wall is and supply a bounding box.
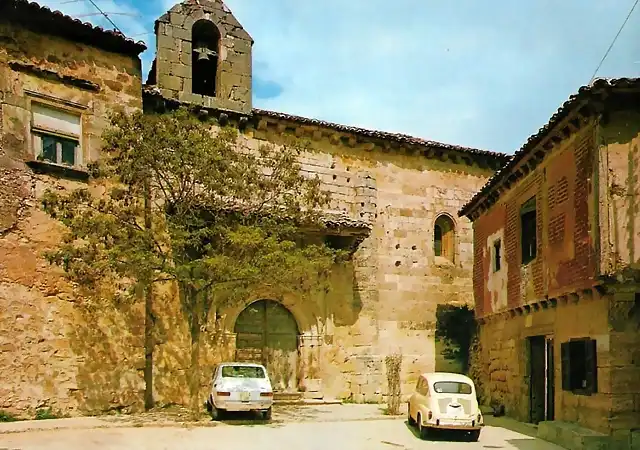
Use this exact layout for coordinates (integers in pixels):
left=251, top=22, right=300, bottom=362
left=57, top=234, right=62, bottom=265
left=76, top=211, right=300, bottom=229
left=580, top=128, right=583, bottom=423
left=598, top=110, right=640, bottom=276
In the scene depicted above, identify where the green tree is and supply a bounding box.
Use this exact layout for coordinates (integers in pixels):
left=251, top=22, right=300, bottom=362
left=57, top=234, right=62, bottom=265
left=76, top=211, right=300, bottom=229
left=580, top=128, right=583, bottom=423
left=42, top=108, right=344, bottom=415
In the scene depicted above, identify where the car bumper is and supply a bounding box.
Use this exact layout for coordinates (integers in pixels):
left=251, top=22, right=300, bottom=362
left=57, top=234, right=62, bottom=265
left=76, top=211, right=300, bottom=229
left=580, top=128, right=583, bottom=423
left=214, top=400, right=273, bottom=412
left=423, top=418, right=483, bottom=431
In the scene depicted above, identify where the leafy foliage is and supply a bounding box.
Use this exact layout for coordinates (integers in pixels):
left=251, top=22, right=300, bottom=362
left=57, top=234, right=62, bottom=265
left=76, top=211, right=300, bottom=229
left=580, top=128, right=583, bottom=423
left=0, top=410, right=19, bottom=422
left=42, top=107, right=345, bottom=413
left=435, top=304, right=477, bottom=372
left=385, top=352, right=402, bottom=415
left=34, top=408, right=65, bottom=420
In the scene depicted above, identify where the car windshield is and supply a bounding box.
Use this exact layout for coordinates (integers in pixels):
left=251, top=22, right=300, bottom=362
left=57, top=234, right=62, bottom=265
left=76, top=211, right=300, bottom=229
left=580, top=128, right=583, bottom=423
left=433, top=381, right=473, bottom=395
left=221, top=365, right=265, bottom=379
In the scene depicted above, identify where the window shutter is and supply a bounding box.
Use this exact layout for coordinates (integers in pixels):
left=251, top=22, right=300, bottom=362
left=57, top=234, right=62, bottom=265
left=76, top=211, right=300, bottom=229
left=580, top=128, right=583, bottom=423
left=32, top=103, right=81, bottom=137
left=561, top=342, right=571, bottom=391
left=584, top=339, right=598, bottom=394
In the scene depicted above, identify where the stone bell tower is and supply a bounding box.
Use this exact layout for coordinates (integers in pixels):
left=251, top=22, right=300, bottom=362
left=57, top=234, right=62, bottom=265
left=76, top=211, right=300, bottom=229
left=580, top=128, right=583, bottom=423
left=154, top=0, right=253, bottom=114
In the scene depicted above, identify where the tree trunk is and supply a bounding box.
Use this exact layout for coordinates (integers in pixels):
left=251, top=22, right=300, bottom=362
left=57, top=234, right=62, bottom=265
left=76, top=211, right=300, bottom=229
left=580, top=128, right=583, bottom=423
left=144, top=283, right=154, bottom=410
left=188, top=287, right=204, bottom=420
left=143, top=179, right=155, bottom=410
left=189, top=315, right=202, bottom=419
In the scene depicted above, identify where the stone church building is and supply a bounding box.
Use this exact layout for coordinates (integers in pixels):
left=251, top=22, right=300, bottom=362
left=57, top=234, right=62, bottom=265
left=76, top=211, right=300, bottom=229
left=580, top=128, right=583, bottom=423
left=0, top=0, right=508, bottom=415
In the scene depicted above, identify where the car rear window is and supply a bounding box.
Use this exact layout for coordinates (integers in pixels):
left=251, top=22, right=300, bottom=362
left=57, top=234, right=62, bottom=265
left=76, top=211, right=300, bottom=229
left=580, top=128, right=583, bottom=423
left=221, top=365, right=266, bottom=378
left=433, top=381, right=472, bottom=394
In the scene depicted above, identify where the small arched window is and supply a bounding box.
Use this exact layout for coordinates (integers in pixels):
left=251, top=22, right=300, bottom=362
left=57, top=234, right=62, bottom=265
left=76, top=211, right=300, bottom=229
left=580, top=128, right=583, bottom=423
left=192, top=19, right=220, bottom=97
left=434, top=214, right=455, bottom=261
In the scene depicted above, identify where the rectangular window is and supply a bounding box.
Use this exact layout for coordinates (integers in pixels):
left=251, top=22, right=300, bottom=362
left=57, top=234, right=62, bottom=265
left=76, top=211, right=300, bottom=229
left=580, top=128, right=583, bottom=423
left=520, top=196, right=537, bottom=265
left=561, top=339, right=597, bottom=395
left=493, top=239, right=502, bottom=272
left=31, top=102, right=81, bottom=167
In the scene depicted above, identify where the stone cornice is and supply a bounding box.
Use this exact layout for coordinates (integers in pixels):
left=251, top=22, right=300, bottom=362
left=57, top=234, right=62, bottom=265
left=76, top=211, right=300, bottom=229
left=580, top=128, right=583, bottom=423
left=142, top=85, right=509, bottom=172
left=476, top=284, right=609, bottom=325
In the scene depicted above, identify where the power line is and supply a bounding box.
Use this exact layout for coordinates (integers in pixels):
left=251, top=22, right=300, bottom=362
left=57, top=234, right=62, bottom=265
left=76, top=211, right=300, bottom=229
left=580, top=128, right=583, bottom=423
left=588, top=0, right=639, bottom=84
left=76, top=12, right=140, bottom=18
left=84, top=0, right=123, bottom=34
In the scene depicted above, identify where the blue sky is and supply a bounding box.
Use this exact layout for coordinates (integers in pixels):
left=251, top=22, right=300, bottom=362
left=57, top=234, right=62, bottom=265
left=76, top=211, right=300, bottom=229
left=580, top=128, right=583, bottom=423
left=39, top=0, right=639, bottom=154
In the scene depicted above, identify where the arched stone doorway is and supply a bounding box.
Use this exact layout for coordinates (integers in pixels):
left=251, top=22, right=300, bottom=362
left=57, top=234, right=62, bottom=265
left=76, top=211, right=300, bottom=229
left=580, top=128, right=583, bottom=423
left=234, top=299, right=299, bottom=392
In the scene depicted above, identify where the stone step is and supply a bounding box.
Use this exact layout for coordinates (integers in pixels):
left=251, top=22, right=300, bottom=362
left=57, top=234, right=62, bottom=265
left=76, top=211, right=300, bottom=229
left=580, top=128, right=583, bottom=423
left=273, top=392, right=342, bottom=406
left=273, top=392, right=303, bottom=403
left=538, top=420, right=613, bottom=450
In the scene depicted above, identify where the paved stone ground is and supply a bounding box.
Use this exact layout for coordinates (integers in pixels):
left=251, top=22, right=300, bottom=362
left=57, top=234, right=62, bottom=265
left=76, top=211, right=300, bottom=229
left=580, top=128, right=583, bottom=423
left=0, top=405, right=567, bottom=450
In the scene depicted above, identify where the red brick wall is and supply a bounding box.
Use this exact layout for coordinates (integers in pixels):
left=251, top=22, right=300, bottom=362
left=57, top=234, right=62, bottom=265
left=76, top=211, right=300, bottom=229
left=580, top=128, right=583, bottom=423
left=472, top=125, right=597, bottom=317
left=472, top=204, right=506, bottom=317
left=554, top=131, right=596, bottom=291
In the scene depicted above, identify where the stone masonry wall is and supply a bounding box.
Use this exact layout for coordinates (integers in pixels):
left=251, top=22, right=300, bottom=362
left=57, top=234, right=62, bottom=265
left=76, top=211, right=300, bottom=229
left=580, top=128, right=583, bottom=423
left=598, top=111, right=640, bottom=439
left=0, top=22, right=145, bottom=415
left=475, top=296, right=617, bottom=435
left=0, top=9, right=499, bottom=415
left=154, top=0, right=252, bottom=113
left=246, top=123, right=495, bottom=401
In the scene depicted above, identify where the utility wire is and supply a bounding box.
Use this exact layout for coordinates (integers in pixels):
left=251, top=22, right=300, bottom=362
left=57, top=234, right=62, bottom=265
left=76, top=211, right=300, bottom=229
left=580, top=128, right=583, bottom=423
left=588, top=0, right=639, bottom=84
left=85, top=0, right=123, bottom=34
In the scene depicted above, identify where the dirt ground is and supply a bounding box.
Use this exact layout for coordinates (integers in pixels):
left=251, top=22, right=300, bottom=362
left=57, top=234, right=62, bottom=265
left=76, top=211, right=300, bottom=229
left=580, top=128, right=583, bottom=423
left=0, top=404, right=567, bottom=450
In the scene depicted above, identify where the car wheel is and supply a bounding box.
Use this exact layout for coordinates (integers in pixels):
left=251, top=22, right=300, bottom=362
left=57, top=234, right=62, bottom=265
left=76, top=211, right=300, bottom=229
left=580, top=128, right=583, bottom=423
left=417, top=414, right=429, bottom=440
left=468, top=430, right=481, bottom=442
left=262, top=407, right=272, bottom=421
left=407, top=403, right=415, bottom=425
left=205, top=398, right=213, bottom=413
left=209, top=402, right=221, bottom=421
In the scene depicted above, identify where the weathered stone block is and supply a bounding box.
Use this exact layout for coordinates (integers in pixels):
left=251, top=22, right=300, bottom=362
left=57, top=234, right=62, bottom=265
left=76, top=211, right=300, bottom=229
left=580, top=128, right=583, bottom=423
left=157, top=34, right=177, bottom=51
left=169, top=12, right=186, bottom=26
left=169, top=63, right=190, bottom=79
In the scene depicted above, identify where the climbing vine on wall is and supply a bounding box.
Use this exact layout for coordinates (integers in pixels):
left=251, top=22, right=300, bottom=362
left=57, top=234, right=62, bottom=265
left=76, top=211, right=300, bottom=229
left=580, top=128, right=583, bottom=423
left=385, top=352, right=402, bottom=415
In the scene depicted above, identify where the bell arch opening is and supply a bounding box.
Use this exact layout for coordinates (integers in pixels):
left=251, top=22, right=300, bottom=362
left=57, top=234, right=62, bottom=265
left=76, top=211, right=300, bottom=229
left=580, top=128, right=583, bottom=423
left=191, top=19, right=220, bottom=97
left=233, top=299, right=300, bottom=392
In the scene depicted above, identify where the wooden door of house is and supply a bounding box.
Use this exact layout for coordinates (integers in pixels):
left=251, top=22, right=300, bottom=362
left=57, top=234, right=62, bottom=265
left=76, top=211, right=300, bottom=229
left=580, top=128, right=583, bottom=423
left=529, top=335, right=546, bottom=424
left=234, top=300, right=299, bottom=392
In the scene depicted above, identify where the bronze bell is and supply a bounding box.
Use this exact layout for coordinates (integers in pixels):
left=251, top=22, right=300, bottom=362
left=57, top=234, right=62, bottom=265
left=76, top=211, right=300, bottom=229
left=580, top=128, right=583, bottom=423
left=193, top=41, right=217, bottom=62
left=194, top=46, right=210, bottom=61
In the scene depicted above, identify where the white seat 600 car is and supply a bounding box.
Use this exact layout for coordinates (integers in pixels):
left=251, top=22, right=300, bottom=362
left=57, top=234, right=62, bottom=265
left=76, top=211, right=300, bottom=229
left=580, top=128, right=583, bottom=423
left=408, top=372, right=483, bottom=441
left=206, top=362, right=274, bottom=420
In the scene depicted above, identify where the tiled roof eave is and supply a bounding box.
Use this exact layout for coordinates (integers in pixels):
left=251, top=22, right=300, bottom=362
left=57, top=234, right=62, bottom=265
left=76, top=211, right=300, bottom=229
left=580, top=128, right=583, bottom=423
left=458, top=77, right=640, bottom=219
left=252, top=108, right=509, bottom=162
left=141, top=85, right=510, bottom=166
left=2, top=0, right=147, bottom=56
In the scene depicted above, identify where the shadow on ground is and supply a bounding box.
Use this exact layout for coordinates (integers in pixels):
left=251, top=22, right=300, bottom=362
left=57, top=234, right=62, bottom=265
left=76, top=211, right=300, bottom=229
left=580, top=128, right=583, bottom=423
left=506, top=439, right=551, bottom=450
left=219, top=404, right=352, bottom=427
left=403, top=420, right=477, bottom=443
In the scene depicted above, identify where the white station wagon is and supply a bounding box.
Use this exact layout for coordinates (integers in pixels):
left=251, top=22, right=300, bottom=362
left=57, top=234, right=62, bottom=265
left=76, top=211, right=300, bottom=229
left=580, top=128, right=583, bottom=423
left=206, top=362, right=274, bottom=420
left=408, top=372, right=483, bottom=441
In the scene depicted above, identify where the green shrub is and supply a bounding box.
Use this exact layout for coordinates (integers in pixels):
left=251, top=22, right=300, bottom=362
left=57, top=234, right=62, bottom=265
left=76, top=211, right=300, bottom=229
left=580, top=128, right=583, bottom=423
left=0, top=410, right=18, bottom=422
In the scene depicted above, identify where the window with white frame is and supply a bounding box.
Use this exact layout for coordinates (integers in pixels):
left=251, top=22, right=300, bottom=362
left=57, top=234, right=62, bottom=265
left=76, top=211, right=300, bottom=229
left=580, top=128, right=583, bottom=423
left=31, top=102, right=82, bottom=167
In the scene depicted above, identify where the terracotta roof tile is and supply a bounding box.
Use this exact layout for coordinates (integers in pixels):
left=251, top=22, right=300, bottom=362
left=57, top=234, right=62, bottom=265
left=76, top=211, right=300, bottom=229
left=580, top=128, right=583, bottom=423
left=1, top=0, right=147, bottom=56
left=253, top=108, right=510, bottom=162
left=458, top=77, right=640, bottom=218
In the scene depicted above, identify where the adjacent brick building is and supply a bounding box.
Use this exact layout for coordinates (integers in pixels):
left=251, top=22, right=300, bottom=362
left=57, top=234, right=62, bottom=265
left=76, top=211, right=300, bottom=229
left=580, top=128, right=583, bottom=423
left=459, top=78, right=640, bottom=447
left=0, top=0, right=509, bottom=416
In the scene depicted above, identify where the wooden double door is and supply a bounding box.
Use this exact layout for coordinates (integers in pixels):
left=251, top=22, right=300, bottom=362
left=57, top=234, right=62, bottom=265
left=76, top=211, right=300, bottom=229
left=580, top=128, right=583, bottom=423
left=234, top=300, right=299, bottom=392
